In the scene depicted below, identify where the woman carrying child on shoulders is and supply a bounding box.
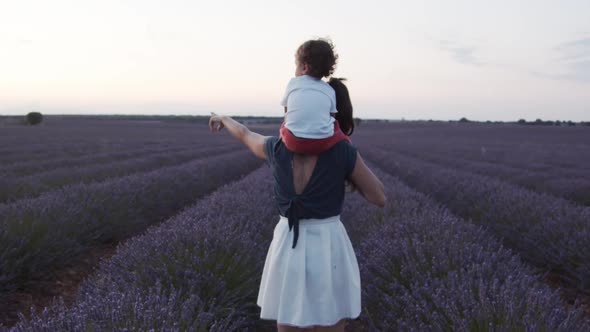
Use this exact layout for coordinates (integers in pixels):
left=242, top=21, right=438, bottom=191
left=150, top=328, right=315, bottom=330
left=209, top=38, right=385, bottom=332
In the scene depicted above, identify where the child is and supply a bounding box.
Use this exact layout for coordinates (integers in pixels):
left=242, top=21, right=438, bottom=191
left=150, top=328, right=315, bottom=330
left=279, top=38, right=355, bottom=156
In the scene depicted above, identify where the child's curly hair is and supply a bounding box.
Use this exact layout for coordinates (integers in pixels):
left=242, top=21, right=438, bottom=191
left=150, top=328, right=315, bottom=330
left=296, top=38, right=338, bottom=79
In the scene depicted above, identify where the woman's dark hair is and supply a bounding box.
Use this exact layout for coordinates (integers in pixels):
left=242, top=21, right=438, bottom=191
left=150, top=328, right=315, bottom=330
left=296, top=38, right=354, bottom=136
left=328, top=77, right=354, bottom=136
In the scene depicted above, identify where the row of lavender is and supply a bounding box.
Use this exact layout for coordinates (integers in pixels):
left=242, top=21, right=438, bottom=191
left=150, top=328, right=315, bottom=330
left=386, top=146, right=590, bottom=206
left=0, top=139, right=178, bottom=165
left=5, top=167, right=279, bottom=331
left=8, top=165, right=588, bottom=331
left=0, top=142, right=195, bottom=176
left=421, top=145, right=590, bottom=177
left=389, top=141, right=590, bottom=174
left=0, top=120, right=217, bottom=145
left=434, top=143, right=590, bottom=173
left=344, top=164, right=588, bottom=330
left=1, top=122, right=235, bottom=164
left=0, top=150, right=261, bottom=308
left=354, top=122, right=590, bottom=171
left=0, top=144, right=239, bottom=203
left=361, top=147, right=590, bottom=297
left=1, top=143, right=116, bottom=164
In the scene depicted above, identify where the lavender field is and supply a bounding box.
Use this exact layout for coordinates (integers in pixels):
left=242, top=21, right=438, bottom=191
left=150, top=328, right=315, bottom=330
left=1, top=118, right=589, bottom=331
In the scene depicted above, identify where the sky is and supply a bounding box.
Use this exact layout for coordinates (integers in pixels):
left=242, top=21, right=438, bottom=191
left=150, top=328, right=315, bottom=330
left=0, top=0, right=589, bottom=121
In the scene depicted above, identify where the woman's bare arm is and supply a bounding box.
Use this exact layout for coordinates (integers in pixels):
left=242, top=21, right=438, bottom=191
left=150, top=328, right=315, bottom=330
left=209, top=113, right=269, bottom=160
left=349, top=153, right=386, bottom=208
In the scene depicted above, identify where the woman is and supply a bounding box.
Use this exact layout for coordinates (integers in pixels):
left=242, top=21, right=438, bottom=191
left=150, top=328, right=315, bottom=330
left=209, top=112, right=385, bottom=332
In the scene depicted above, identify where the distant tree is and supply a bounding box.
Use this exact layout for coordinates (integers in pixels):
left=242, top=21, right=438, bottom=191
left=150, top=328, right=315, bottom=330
left=567, top=120, right=576, bottom=126
left=25, top=112, right=43, bottom=125
left=517, top=119, right=526, bottom=124
left=532, top=118, right=559, bottom=126
left=458, top=117, right=470, bottom=123
left=353, top=117, right=362, bottom=127
left=485, top=120, right=492, bottom=124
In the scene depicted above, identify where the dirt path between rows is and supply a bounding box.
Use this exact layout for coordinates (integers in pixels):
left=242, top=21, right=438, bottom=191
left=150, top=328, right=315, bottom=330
left=0, top=243, right=119, bottom=328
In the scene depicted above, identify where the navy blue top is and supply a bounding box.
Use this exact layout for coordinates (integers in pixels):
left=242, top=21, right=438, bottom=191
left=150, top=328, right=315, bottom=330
left=264, top=136, right=358, bottom=248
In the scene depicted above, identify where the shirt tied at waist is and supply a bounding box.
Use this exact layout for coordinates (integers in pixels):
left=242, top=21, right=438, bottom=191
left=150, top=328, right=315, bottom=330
left=286, top=196, right=302, bottom=249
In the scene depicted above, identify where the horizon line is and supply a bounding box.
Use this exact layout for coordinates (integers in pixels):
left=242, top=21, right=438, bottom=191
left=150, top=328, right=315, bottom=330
left=1, top=113, right=587, bottom=123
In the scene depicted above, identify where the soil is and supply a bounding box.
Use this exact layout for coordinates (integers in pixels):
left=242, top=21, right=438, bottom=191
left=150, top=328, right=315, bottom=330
left=0, top=244, right=119, bottom=328
left=543, top=271, right=590, bottom=316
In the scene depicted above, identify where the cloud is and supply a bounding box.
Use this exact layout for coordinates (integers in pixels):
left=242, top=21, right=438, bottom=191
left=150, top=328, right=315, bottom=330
left=437, top=40, right=485, bottom=66
left=554, top=37, right=590, bottom=61
left=433, top=36, right=590, bottom=84
left=534, top=37, right=590, bottom=83
left=532, top=60, right=590, bottom=83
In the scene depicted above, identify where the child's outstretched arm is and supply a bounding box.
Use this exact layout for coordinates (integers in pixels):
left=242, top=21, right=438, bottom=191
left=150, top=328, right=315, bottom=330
left=209, top=112, right=269, bottom=160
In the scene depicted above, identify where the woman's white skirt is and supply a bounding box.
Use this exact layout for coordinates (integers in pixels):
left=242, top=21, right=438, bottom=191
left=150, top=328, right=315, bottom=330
left=256, top=215, right=361, bottom=328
